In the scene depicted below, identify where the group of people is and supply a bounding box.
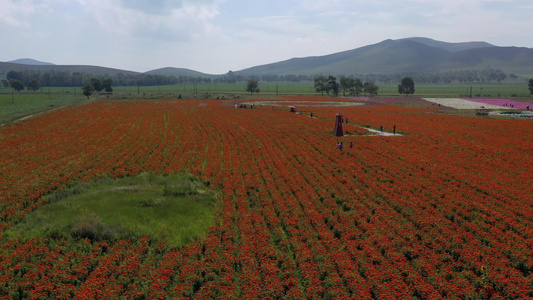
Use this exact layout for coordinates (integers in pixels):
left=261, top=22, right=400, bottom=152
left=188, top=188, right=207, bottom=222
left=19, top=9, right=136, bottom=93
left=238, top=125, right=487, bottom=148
left=503, top=103, right=530, bottom=110
left=380, top=124, right=397, bottom=135
left=336, top=141, right=354, bottom=150
left=336, top=124, right=399, bottom=150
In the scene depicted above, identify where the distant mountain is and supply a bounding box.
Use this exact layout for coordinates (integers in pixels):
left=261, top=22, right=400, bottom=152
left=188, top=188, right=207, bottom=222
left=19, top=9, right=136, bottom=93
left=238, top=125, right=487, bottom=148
left=0, top=62, right=141, bottom=76
left=2, top=38, right=532, bottom=79
left=403, top=37, right=495, bottom=52
left=8, top=58, right=55, bottom=66
left=145, top=67, right=220, bottom=78
left=234, top=37, right=533, bottom=77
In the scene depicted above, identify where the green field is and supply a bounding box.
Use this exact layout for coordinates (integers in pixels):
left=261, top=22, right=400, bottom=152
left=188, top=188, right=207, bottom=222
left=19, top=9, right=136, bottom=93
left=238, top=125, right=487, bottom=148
left=110, top=81, right=316, bottom=98
left=0, top=88, right=88, bottom=124
left=2, top=172, right=218, bottom=248
left=113, top=81, right=531, bottom=98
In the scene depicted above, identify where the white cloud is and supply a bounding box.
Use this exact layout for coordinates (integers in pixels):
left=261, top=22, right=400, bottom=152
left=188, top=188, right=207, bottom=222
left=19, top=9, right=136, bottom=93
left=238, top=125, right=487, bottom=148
left=74, top=0, right=224, bottom=42
left=0, top=0, right=39, bottom=27
left=1, top=0, right=532, bottom=74
left=238, top=15, right=323, bottom=39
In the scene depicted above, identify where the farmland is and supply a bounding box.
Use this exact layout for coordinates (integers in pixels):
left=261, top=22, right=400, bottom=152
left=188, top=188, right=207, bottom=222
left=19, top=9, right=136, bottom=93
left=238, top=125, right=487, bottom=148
left=1, top=80, right=531, bottom=124
left=0, top=96, right=532, bottom=298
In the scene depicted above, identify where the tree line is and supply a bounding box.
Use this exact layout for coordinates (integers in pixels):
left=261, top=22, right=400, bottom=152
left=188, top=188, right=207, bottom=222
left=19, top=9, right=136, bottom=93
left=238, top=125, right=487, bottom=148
left=246, top=76, right=415, bottom=98
left=314, top=75, right=379, bottom=97
left=3, top=69, right=531, bottom=99
left=2, top=67, right=512, bottom=90
left=3, top=70, right=215, bottom=89
left=267, top=69, right=508, bottom=84
left=232, top=68, right=510, bottom=84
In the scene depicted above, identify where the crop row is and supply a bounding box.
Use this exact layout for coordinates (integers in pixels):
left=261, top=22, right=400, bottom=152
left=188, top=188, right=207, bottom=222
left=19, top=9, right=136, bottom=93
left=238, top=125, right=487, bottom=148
left=0, top=97, right=532, bottom=298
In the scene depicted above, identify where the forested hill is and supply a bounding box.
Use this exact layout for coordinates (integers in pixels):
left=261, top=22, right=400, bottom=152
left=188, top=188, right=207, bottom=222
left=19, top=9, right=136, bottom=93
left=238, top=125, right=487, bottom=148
left=234, top=37, right=533, bottom=78
left=2, top=37, right=532, bottom=86
left=0, top=63, right=219, bottom=88
left=144, top=67, right=219, bottom=78
left=0, top=62, right=140, bottom=77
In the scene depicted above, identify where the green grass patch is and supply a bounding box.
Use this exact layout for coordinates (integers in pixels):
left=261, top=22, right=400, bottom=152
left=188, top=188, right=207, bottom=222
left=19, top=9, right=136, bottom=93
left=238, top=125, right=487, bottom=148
left=2, top=172, right=218, bottom=248
left=115, top=82, right=530, bottom=98
left=113, top=81, right=317, bottom=95
left=0, top=89, right=87, bottom=124
left=105, top=81, right=317, bottom=101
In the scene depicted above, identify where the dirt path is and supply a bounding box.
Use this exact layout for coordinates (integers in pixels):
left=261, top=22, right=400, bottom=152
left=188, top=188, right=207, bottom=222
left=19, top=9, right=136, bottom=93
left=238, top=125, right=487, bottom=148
left=361, top=127, right=402, bottom=136
left=307, top=115, right=402, bottom=136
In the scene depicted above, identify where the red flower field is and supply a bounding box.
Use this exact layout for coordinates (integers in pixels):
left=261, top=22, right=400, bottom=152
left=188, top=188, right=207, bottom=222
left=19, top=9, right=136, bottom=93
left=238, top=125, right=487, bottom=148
left=0, top=96, right=532, bottom=299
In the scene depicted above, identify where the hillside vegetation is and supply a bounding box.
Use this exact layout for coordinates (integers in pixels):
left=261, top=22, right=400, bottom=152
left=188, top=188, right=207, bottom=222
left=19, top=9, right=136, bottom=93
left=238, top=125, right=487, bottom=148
left=235, top=38, right=533, bottom=77
left=3, top=37, right=533, bottom=80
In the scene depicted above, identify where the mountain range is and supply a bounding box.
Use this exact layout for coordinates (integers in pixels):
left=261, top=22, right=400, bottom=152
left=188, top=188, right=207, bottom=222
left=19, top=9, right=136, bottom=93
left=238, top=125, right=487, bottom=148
left=233, top=37, right=533, bottom=77
left=0, top=61, right=140, bottom=76
left=2, top=37, right=533, bottom=78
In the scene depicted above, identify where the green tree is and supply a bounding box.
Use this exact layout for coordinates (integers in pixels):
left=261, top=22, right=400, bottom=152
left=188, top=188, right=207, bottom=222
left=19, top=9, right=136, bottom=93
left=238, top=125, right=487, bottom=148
left=28, top=79, right=41, bottom=92
left=90, top=78, right=102, bottom=93
left=314, top=76, right=327, bottom=95
left=340, top=76, right=355, bottom=97
left=398, top=76, right=415, bottom=96
left=364, top=82, right=378, bottom=97
left=1, top=79, right=9, bottom=88
left=82, top=82, right=95, bottom=99
left=10, top=80, right=24, bottom=92
left=246, top=80, right=260, bottom=94
left=102, top=78, right=113, bottom=93
left=529, top=78, right=533, bottom=95
left=353, top=78, right=363, bottom=97
left=326, top=76, right=339, bottom=97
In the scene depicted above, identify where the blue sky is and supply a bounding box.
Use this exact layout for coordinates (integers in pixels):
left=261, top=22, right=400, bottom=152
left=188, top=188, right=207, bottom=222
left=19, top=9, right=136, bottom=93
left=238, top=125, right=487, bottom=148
left=1, top=0, right=532, bottom=74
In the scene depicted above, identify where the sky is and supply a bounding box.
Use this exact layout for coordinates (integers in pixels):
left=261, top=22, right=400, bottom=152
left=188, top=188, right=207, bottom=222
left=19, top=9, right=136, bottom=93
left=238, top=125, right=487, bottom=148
left=1, top=0, right=532, bottom=74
